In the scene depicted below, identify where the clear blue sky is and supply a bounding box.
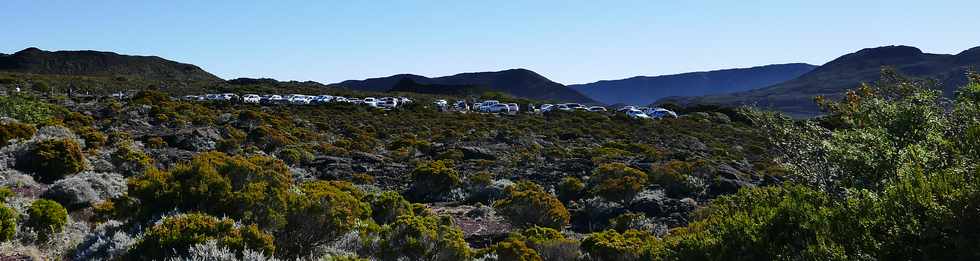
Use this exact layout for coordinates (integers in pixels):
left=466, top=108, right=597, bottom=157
left=2, top=0, right=978, bottom=84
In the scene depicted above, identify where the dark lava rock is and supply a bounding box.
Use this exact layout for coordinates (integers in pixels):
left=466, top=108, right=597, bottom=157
left=42, top=172, right=125, bottom=209
left=168, top=127, right=221, bottom=151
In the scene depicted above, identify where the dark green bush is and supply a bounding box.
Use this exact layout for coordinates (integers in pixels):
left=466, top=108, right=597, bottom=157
left=407, top=160, right=462, bottom=202
left=128, top=213, right=275, bottom=260
left=495, top=181, right=570, bottom=229
left=591, top=163, right=647, bottom=202
left=27, top=199, right=68, bottom=241
left=557, top=176, right=585, bottom=202
left=76, top=127, right=107, bottom=150
left=28, top=138, right=86, bottom=183
left=0, top=121, right=35, bottom=146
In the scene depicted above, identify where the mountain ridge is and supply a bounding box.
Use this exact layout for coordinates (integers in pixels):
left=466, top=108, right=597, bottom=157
left=0, top=47, right=222, bottom=82
left=333, top=68, right=596, bottom=103
left=662, top=45, right=980, bottom=117
left=569, top=63, right=816, bottom=105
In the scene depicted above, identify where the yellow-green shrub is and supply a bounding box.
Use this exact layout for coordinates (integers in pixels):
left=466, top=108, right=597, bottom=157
left=407, top=160, right=462, bottom=202
left=649, top=160, right=699, bottom=197
left=581, top=229, right=655, bottom=261
left=493, top=238, right=542, bottom=261
left=591, top=163, right=648, bottom=203
left=27, top=199, right=68, bottom=241
left=278, top=180, right=371, bottom=256
left=29, top=138, right=86, bottom=183
left=0, top=204, right=16, bottom=241
left=127, top=152, right=292, bottom=229
left=0, top=121, right=35, bottom=146
left=495, top=181, right=570, bottom=229
left=128, top=213, right=275, bottom=260
left=367, top=191, right=413, bottom=224
left=377, top=214, right=471, bottom=261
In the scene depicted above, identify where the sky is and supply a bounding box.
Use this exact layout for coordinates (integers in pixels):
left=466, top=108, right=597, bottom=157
left=2, top=1, right=978, bottom=85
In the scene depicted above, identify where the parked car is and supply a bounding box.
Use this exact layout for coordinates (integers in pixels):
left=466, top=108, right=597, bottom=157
left=261, top=95, right=285, bottom=105
left=349, top=98, right=363, bottom=104
left=506, top=103, right=519, bottom=114
left=617, top=106, right=638, bottom=112
left=333, top=96, right=349, bottom=103
left=182, top=95, right=201, bottom=101
left=378, top=98, right=398, bottom=109
left=363, top=97, right=379, bottom=107
left=312, top=95, right=334, bottom=104
left=452, top=100, right=469, bottom=111
left=286, top=94, right=312, bottom=105
left=645, top=107, right=679, bottom=119
left=434, top=99, right=449, bottom=107
left=626, top=109, right=651, bottom=119
left=398, top=97, right=412, bottom=104
left=486, top=103, right=511, bottom=113
left=588, top=106, right=607, bottom=112
left=540, top=104, right=555, bottom=112
left=242, top=94, right=261, bottom=104
left=477, top=100, right=501, bottom=112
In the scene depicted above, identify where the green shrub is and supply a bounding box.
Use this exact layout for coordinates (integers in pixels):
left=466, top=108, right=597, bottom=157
left=495, top=181, right=570, bottom=229
left=110, top=141, right=154, bottom=176
left=128, top=213, right=275, bottom=260
left=581, top=229, right=655, bottom=261
left=649, top=160, right=699, bottom=197
left=0, top=187, right=13, bottom=203
left=557, top=176, right=585, bottom=202
left=493, top=238, right=542, bottom=261
left=407, top=160, right=462, bottom=202
left=0, top=121, right=35, bottom=146
left=278, top=147, right=313, bottom=165
left=28, top=138, right=86, bottom=183
left=0, top=95, right=64, bottom=124
left=145, top=136, right=167, bottom=149
left=0, top=204, right=16, bottom=241
left=377, top=214, right=471, bottom=261
left=278, top=180, right=371, bottom=256
left=127, top=152, right=293, bottom=229
left=27, top=199, right=68, bottom=241
left=591, top=163, right=647, bottom=202
left=76, top=127, right=107, bottom=150
left=352, top=173, right=376, bottom=185
left=367, top=191, right=413, bottom=224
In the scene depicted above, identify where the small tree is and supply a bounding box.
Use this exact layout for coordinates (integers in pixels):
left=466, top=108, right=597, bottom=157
left=495, top=181, right=570, bottom=229
left=591, top=163, right=647, bottom=203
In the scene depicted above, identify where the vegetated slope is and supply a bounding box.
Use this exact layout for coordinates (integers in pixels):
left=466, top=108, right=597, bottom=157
left=387, top=78, right=491, bottom=96
left=0, top=47, right=222, bottom=82
left=569, top=63, right=816, bottom=105
left=663, top=45, right=980, bottom=117
left=334, top=68, right=596, bottom=103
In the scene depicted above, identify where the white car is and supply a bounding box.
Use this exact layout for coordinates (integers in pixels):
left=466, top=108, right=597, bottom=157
left=378, top=99, right=398, bottom=109
left=645, top=107, right=679, bottom=119
left=312, top=95, right=334, bottom=104
left=486, top=103, right=511, bottom=113
left=286, top=95, right=312, bottom=105
left=539, top=104, right=555, bottom=112
left=506, top=103, right=519, bottom=114
left=398, top=97, right=412, bottom=104
left=363, top=97, right=379, bottom=107
left=333, top=96, right=349, bottom=103
left=242, top=94, right=261, bottom=104
left=626, top=109, right=651, bottom=119
left=477, top=100, right=500, bottom=112
left=434, top=99, right=449, bottom=107
left=182, top=95, right=201, bottom=101
left=220, top=93, right=239, bottom=101
left=588, top=106, right=607, bottom=112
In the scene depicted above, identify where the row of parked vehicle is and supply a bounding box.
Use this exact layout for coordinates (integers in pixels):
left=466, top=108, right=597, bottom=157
left=431, top=99, right=678, bottom=119
left=183, top=93, right=413, bottom=109
left=618, top=106, right=679, bottom=119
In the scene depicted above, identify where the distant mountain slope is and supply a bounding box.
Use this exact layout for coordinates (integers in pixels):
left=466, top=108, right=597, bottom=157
left=388, top=78, right=490, bottom=96
left=664, top=45, right=980, bottom=117
left=569, top=63, right=816, bottom=105
left=0, top=47, right=221, bottom=81
left=334, top=69, right=596, bottom=103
